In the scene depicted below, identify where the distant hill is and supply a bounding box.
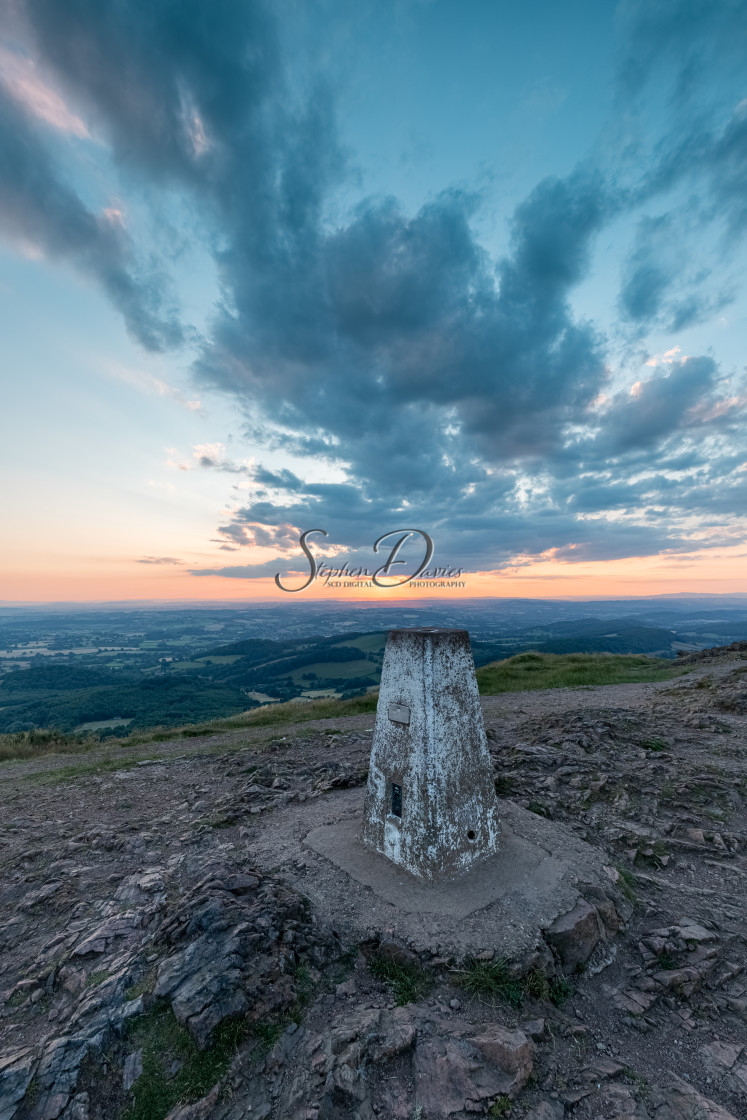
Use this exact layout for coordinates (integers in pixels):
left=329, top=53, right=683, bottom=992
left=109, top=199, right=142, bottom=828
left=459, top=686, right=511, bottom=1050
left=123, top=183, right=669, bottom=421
left=529, top=621, right=677, bottom=656
left=4, top=611, right=747, bottom=737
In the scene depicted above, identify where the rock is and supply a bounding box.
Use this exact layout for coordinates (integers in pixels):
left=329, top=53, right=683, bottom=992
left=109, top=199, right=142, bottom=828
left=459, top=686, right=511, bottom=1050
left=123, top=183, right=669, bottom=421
left=137, top=869, right=167, bottom=894
left=545, top=900, right=603, bottom=968
left=368, top=1008, right=417, bottom=1062
left=223, top=873, right=261, bottom=895
left=0, top=1047, right=38, bottom=1120
left=523, top=1103, right=564, bottom=1120
left=469, top=1025, right=535, bottom=1092
left=17, top=883, right=63, bottom=912
left=375, top=936, right=420, bottom=969
left=521, top=1019, right=547, bottom=1042
left=652, top=968, right=701, bottom=997
left=652, top=1075, right=739, bottom=1120
left=413, top=1024, right=534, bottom=1117
left=123, top=1050, right=143, bottom=1091
left=583, top=887, right=621, bottom=934
left=153, top=869, right=339, bottom=1048
left=61, top=1092, right=89, bottom=1120
left=26, top=1036, right=91, bottom=1120
left=165, top=1083, right=221, bottom=1120
left=675, top=918, right=717, bottom=945
left=577, top=1082, right=648, bottom=1119
left=703, top=1040, right=742, bottom=1070
left=73, top=914, right=141, bottom=957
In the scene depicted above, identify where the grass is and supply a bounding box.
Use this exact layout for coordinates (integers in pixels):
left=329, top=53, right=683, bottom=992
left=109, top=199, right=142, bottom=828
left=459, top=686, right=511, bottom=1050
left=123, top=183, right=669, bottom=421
left=493, top=775, right=515, bottom=797
left=368, top=955, right=433, bottom=1005
left=124, top=971, right=157, bottom=1002
left=124, top=960, right=318, bottom=1119
left=0, top=694, right=379, bottom=764
left=122, top=1001, right=249, bottom=1120
left=457, top=958, right=524, bottom=1006
left=489, top=1097, right=512, bottom=1118
left=476, top=651, right=689, bottom=695
left=615, top=865, right=637, bottom=904
left=635, top=840, right=670, bottom=868
left=0, top=727, right=96, bottom=762
left=249, top=1020, right=284, bottom=1053
left=641, top=737, right=668, bottom=752
left=19, top=753, right=161, bottom=785
left=548, top=976, right=573, bottom=1006
left=526, top=801, right=552, bottom=818
left=454, top=958, right=572, bottom=1008
left=0, top=649, right=691, bottom=765
left=86, top=969, right=110, bottom=989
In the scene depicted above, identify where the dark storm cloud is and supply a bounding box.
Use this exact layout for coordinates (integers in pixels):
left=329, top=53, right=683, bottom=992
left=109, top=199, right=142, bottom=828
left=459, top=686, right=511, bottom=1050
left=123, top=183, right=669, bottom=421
left=5, top=0, right=747, bottom=569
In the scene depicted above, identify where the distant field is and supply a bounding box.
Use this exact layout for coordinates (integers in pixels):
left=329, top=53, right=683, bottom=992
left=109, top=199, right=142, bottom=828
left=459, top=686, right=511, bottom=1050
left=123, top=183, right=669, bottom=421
left=475, top=651, right=690, bottom=694
left=75, top=717, right=134, bottom=732
left=287, top=660, right=376, bottom=683
left=328, top=633, right=386, bottom=654
left=0, top=649, right=694, bottom=763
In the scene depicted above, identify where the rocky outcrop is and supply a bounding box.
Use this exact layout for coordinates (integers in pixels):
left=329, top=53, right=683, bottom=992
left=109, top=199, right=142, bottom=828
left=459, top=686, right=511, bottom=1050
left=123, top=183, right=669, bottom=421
left=0, top=866, right=341, bottom=1120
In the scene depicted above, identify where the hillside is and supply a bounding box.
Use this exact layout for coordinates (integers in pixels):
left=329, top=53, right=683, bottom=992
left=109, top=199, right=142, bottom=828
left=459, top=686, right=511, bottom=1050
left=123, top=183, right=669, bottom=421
left=0, top=650, right=745, bottom=1119
left=3, top=602, right=747, bottom=736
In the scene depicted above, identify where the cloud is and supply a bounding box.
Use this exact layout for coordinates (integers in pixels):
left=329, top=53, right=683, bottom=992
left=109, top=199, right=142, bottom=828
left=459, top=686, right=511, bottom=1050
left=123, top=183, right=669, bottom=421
left=108, top=363, right=203, bottom=411
left=0, top=44, right=90, bottom=136
left=593, top=356, right=720, bottom=454
left=4, top=0, right=747, bottom=573
left=0, top=82, right=182, bottom=350
left=137, top=556, right=183, bottom=564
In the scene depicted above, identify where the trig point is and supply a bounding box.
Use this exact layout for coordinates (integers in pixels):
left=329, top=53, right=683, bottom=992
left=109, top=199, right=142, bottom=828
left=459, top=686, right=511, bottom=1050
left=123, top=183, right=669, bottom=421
left=362, top=627, right=501, bottom=881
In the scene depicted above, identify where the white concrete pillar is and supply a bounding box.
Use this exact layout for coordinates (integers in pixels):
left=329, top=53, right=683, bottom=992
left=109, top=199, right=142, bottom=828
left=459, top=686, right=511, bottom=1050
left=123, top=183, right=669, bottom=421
left=362, top=627, right=501, bottom=881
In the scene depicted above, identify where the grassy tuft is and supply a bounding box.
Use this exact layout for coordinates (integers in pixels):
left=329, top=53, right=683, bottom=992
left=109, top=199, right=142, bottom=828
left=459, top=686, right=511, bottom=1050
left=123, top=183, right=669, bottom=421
left=522, top=968, right=551, bottom=1001
left=489, top=1097, right=512, bottom=1118
left=368, top=955, right=433, bottom=1006
left=249, top=1020, right=284, bottom=1053
left=122, top=693, right=378, bottom=744
left=124, top=971, right=157, bottom=1002
left=548, top=975, right=573, bottom=1006
left=122, top=1002, right=249, bottom=1120
left=455, top=958, right=571, bottom=1009
left=86, top=970, right=110, bottom=989
left=476, top=652, right=689, bottom=695
left=641, top=737, right=668, bottom=752
left=615, top=865, right=637, bottom=904
left=455, top=957, right=524, bottom=1007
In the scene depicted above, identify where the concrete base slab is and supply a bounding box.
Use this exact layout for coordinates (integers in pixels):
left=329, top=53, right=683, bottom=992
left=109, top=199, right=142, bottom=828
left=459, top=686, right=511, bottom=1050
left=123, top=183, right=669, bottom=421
left=245, top=787, right=619, bottom=959
left=306, top=813, right=572, bottom=920
left=302, top=799, right=614, bottom=957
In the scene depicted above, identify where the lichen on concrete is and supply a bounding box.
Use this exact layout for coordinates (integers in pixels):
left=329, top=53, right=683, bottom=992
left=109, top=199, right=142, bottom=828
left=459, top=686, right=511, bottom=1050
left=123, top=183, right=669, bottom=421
left=362, top=628, right=501, bottom=881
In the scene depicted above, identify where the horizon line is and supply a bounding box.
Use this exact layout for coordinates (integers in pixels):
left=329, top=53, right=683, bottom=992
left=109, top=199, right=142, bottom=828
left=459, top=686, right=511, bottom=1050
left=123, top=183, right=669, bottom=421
left=2, top=591, right=747, bottom=610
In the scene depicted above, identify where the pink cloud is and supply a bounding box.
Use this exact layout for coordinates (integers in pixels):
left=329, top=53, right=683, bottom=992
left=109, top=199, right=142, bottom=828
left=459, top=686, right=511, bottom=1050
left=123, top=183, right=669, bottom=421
left=0, top=45, right=90, bottom=137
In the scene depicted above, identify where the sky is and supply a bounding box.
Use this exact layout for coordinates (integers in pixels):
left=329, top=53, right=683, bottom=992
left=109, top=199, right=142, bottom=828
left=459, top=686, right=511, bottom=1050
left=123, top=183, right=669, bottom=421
left=1, top=0, right=747, bottom=602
